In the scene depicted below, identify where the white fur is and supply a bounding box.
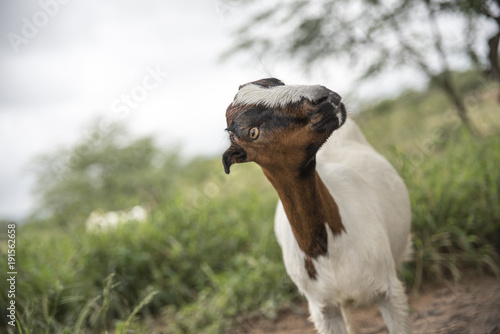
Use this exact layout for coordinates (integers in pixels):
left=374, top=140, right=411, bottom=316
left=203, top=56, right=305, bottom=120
left=336, top=105, right=345, bottom=125
left=274, top=118, right=412, bottom=333
left=234, top=84, right=327, bottom=108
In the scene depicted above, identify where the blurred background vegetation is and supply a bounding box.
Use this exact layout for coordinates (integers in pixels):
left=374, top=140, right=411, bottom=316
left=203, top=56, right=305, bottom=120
left=1, top=0, right=500, bottom=333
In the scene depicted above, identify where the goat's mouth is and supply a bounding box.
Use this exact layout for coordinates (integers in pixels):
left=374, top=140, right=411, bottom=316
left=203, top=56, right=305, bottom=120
left=311, top=100, right=346, bottom=133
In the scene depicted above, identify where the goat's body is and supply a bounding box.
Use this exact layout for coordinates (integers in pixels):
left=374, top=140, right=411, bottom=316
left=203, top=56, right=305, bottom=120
left=274, top=118, right=412, bottom=333
left=223, top=79, right=412, bottom=333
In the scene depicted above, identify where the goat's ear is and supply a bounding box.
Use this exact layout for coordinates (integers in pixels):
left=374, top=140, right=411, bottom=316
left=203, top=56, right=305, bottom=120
left=222, top=145, right=247, bottom=174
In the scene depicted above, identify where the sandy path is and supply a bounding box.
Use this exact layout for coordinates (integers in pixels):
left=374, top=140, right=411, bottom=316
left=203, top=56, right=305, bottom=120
left=232, top=276, right=500, bottom=334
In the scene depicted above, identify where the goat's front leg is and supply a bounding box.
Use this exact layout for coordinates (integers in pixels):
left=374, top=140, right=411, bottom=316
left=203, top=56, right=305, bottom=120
left=309, top=302, right=355, bottom=334
left=376, top=276, right=412, bottom=334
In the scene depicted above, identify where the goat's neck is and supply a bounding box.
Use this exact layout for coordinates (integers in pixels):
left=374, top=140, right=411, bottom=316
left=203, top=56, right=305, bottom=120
left=262, top=165, right=344, bottom=259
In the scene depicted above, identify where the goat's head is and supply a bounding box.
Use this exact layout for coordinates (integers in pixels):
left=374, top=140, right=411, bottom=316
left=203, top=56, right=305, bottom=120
left=222, top=78, right=347, bottom=175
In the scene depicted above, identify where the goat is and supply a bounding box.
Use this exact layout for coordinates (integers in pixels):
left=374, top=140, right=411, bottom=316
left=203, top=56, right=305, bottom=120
left=222, top=78, right=412, bottom=334
left=85, top=205, right=148, bottom=233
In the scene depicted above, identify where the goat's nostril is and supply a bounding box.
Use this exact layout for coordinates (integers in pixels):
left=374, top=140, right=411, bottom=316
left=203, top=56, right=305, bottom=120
left=312, top=96, right=329, bottom=105
left=311, top=86, right=341, bottom=106
left=326, top=92, right=341, bottom=106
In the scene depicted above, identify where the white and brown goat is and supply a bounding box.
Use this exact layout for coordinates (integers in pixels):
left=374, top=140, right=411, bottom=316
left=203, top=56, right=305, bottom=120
left=222, top=78, right=412, bottom=334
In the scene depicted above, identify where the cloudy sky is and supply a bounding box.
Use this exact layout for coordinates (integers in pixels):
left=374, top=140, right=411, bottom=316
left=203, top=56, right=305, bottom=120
left=0, top=0, right=491, bottom=221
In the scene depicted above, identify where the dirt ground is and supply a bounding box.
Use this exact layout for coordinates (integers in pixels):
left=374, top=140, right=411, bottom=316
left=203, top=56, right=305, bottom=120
left=232, top=275, right=500, bottom=334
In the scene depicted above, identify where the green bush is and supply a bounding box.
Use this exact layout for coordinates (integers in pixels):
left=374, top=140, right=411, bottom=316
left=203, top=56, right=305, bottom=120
left=392, top=129, right=500, bottom=287
left=1, top=157, right=293, bottom=333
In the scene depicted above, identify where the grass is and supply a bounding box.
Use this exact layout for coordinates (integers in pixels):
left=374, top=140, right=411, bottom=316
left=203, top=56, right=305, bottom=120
left=0, top=70, right=499, bottom=333
left=387, top=129, right=500, bottom=287
left=356, top=71, right=500, bottom=287
left=0, top=161, right=291, bottom=333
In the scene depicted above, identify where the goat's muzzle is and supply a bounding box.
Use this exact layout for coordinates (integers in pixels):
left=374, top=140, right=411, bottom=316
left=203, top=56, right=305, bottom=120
left=310, top=86, right=342, bottom=107
left=222, top=144, right=247, bottom=174
left=310, top=88, right=346, bottom=133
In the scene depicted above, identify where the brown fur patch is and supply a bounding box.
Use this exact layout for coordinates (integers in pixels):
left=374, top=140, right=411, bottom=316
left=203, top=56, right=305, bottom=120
left=263, top=169, right=344, bottom=261
left=304, top=257, right=318, bottom=280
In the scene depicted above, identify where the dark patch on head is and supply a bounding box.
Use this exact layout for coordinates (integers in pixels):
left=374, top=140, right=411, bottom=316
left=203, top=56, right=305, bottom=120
left=304, top=257, right=318, bottom=280
left=236, top=106, right=274, bottom=128
left=226, top=103, right=309, bottom=140
left=239, top=78, right=285, bottom=90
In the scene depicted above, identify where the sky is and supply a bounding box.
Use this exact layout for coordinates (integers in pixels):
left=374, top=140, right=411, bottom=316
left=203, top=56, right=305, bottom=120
left=0, top=0, right=493, bottom=221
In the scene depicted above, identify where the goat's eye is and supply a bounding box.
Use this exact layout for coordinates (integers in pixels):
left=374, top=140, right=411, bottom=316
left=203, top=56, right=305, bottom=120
left=249, top=127, right=260, bottom=140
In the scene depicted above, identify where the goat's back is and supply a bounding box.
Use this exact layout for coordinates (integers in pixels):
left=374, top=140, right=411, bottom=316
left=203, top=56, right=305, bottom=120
left=316, top=118, right=412, bottom=265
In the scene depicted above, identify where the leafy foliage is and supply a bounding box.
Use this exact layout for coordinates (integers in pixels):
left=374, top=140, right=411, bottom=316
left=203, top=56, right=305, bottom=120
left=29, top=120, right=182, bottom=227
left=226, top=0, right=492, bottom=76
